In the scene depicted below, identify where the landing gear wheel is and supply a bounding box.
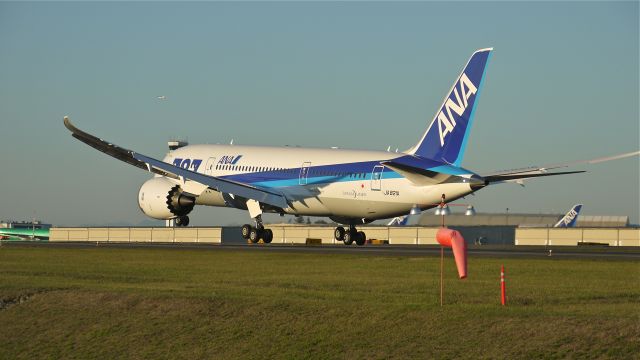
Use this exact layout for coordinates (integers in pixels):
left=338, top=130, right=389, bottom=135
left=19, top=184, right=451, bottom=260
left=175, top=216, right=189, bottom=227
left=262, top=229, right=273, bottom=244
left=241, top=224, right=252, bottom=239
left=343, top=231, right=355, bottom=245
left=334, top=227, right=345, bottom=241
left=249, top=227, right=262, bottom=244
left=355, top=231, right=366, bottom=246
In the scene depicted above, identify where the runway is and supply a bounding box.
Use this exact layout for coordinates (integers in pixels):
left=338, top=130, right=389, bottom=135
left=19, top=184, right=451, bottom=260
left=4, top=241, right=640, bottom=260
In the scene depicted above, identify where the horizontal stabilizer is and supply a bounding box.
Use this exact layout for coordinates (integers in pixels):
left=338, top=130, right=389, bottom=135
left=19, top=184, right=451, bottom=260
left=381, top=156, right=451, bottom=186
left=484, top=151, right=640, bottom=178
left=483, top=170, right=585, bottom=184
left=482, top=150, right=639, bottom=185
left=382, top=160, right=452, bottom=185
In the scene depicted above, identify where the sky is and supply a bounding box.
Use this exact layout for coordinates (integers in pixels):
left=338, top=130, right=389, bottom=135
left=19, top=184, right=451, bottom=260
left=0, top=1, right=638, bottom=226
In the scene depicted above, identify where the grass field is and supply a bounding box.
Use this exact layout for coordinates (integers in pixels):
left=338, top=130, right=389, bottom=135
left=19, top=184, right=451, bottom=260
left=1, top=246, right=638, bottom=359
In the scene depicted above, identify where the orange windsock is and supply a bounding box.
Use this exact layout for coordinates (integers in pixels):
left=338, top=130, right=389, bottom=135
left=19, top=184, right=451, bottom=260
left=436, top=228, right=468, bottom=279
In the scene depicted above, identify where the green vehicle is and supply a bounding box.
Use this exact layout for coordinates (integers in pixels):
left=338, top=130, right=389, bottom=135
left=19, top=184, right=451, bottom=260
left=0, top=228, right=49, bottom=240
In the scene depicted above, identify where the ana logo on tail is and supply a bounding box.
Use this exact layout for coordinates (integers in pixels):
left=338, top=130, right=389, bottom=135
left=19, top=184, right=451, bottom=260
left=408, top=48, right=491, bottom=166
left=387, top=215, right=409, bottom=226
left=438, top=73, right=477, bottom=146
left=554, top=204, right=583, bottom=228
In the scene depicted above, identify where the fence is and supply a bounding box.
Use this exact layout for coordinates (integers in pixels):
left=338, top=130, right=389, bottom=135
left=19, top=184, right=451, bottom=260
left=48, top=226, right=640, bottom=246
left=246, top=226, right=443, bottom=245
left=515, top=228, right=640, bottom=246
left=50, top=227, right=222, bottom=243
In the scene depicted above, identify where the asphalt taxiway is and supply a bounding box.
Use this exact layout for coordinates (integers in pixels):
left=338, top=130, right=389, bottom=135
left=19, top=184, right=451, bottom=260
left=3, top=241, right=639, bottom=260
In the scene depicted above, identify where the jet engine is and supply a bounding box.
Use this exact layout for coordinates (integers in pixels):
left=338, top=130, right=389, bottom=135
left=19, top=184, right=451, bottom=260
left=138, top=177, right=196, bottom=220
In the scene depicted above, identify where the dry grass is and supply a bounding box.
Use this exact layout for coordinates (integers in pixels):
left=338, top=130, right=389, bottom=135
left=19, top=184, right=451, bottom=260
left=0, top=246, right=638, bottom=359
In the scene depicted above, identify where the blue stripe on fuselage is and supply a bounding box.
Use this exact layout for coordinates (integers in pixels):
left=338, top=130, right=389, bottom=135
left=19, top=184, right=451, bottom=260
left=214, top=159, right=474, bottom=189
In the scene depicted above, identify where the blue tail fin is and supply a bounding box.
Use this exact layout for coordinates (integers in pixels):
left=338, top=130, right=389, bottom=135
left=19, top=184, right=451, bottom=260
left=408, top=48, right=493, bottom=166
left=387, top=215, right=410, bottom=226
left=554, top=204, right=583, bottom=228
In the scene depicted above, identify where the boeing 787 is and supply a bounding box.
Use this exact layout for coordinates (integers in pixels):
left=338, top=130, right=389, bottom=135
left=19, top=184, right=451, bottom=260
left=64, top=48, right=638, bottom=245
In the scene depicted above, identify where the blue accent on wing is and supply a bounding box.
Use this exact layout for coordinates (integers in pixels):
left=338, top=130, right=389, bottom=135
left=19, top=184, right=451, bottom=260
left=412, top=48, right=492, bottom=166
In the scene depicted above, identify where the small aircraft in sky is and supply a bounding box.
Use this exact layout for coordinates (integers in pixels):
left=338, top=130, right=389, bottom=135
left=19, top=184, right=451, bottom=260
left=64, top=48, right=638, bottom=245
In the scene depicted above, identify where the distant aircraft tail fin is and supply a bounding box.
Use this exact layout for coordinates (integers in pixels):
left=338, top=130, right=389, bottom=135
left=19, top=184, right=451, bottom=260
left=387, top=215, right=410, bottom=226
left=554, top=204, right=583, bottom=228
left=407, top=48, right=493, bottom=166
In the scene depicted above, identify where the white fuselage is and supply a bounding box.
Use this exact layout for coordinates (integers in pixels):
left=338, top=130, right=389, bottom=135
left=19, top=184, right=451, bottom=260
left=163, top=144, right=476, bottom=221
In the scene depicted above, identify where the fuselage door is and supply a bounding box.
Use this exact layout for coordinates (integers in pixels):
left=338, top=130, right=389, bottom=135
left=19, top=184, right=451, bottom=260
left=204, top=157, right=216, bottom=175
left=299, top=162, right=311, bottom=185
left=371, top=165, right=384, bottom=191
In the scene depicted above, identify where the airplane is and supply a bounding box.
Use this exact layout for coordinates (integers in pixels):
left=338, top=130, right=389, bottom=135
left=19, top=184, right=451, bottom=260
left=0, top=228, right=49, bottom=240
left=387, top=216, right=409, bottom=226
left=63, top=48, right=639, bottom=246
left=554, top=204, right=583, bottom=228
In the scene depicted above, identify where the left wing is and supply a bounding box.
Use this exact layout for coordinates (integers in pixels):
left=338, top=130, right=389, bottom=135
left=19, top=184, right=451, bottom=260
left=64, top=116, right=178, bottom=179
left=63, top=117, right=289, bottom=209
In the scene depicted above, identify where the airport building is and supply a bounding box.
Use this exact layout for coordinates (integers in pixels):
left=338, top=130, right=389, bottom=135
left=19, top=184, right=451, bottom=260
left=1, top=220, right=52, bottom=230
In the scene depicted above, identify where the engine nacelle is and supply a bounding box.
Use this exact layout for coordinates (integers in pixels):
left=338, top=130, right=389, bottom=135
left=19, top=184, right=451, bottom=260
left=138, top=177, right=196, bottom=220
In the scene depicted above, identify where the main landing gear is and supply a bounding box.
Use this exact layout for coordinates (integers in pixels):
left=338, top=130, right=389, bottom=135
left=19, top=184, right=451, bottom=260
left=241, top=215, right=273, bottom=244
left=175, top=216, right=189, bottom=227
left=334, top=225, right=366, bottom=246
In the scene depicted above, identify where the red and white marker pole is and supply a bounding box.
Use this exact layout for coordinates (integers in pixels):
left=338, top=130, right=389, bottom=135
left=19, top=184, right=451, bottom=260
left=500, top=265, right=507, bottom=306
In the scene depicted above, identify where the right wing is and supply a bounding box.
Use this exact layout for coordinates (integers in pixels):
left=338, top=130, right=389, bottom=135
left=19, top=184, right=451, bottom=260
left=63, top=117, right=289, bottom=209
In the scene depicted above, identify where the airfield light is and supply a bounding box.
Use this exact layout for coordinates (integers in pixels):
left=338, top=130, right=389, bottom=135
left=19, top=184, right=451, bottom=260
left=465, top=205, right=476, bottom=216
left=433, top=202, right=476, bottom=216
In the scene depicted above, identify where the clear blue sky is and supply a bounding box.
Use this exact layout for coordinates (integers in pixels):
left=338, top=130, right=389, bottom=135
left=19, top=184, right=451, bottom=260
left=1, top=2, right=638, bottom=226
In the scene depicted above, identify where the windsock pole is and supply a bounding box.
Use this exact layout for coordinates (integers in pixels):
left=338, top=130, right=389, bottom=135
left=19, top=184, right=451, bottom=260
left=440, top=246, right=444, bottom=306
left=501, top=265, right=506, bottom=306
left=434, top=194, right=470, bottom=305
left=440, top=194, right=445, bottom=306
